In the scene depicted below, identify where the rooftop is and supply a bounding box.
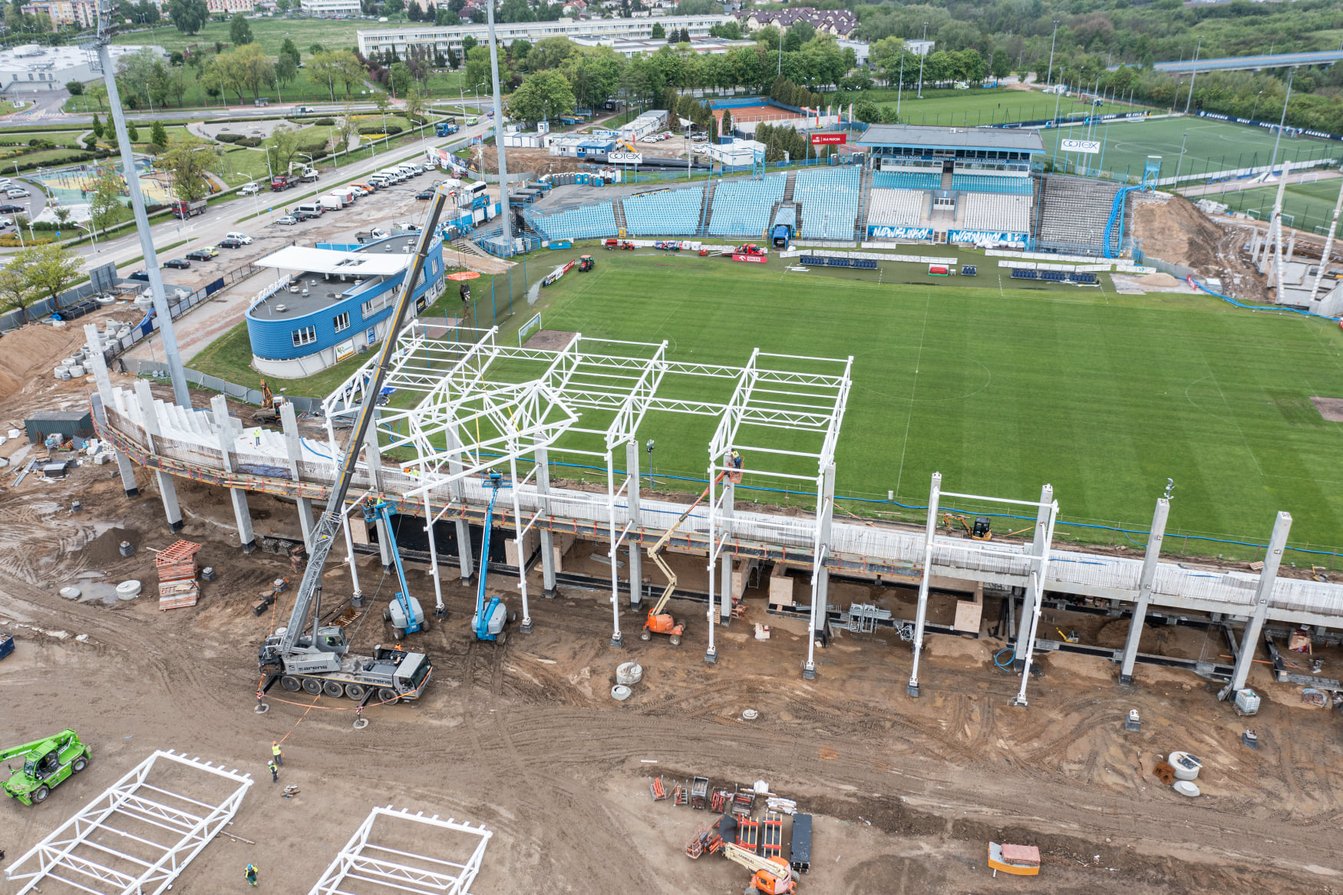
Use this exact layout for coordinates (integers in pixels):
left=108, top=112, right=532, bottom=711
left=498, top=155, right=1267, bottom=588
left=857, top=124, right=1045, bottom=154
left=250, top=234, right=420, bottom=322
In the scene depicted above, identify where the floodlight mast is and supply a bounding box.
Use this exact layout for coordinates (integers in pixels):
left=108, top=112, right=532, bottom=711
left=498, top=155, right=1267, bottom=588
left=94, top=0, right=190, bottom=406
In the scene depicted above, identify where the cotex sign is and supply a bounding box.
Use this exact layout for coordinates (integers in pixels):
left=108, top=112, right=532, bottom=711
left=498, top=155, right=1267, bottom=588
left=1060, top=139, right=1100, bottom=155
left=810, top=132, right=847, bottom=146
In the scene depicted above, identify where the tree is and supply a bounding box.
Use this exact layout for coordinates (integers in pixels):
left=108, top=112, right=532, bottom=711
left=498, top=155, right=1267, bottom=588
left=167, top=0, right=207, bottom=35
left=853, top=99, right=881, bottom=124
left=389, top=61, right=413, bottom=97
left=26, top=244, right=83, bottom=314
left=267, top=125, right=301, bottom=172
left=526, top=36, right=573, bottom=73
left=0, top=251, right=40, bottom=323
left=160, top=140, right=219, bottom=202
left=89, top=165, right=124, bottom=237
left=506, top=69, right=575, bottom=124
left=404, top=86, right=425, bottom=123
left=229, top=13, right=252, bottom=45
left=279, top=37, right=300, bottom=68
left=275, top=53, right=298, bottom=93
left=650, top=21, right=664, bottom=39
left=465, top=45, right=511, bottom=100
left=90, top=113, right=103, bottom=139
left=150, top=120, right=169, bottom=151
left=127, top=121, right=140, bottom=142
left=66, top=80, right=84, bottom=95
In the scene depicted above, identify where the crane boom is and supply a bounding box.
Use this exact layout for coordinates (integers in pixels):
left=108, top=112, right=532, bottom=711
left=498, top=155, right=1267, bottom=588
left=646, top=473, right=724, bottom=617
left=266, top=189, right=451, bottom=661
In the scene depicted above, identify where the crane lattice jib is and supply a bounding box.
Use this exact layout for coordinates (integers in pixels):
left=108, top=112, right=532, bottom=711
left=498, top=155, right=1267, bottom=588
left=278, top=190, right=452, bottom=656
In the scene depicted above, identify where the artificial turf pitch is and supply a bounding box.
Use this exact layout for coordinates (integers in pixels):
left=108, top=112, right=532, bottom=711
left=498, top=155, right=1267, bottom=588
left=514, top=249, right=1343, bottom=554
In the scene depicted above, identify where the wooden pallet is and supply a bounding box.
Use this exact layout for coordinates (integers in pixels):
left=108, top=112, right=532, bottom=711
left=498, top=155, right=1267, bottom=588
left=761, top=812, right=784, bottom=859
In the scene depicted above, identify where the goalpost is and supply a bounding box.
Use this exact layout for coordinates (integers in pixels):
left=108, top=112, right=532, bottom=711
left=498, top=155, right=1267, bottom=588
left=518, top=312, right=542, bottom=346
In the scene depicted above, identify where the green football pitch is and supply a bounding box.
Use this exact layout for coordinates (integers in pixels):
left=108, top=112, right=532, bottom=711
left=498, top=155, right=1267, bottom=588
left=500, top=249, right=1343, bottom=558
left=1041, top=116, right=1342, bottom=184
left=1214, top=174, right=1343, bottom=237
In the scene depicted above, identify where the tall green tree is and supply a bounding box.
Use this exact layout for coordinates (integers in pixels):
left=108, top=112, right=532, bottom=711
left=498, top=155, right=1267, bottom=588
left=160, top=140, right=219, bottom=202
left=149, top=120, right=169, bottom=152
left=279, top=37, right=300, bottom=67
left=0, top=250, right=40, bottom=322
left=507, top=69, right=575, bottom=124
left=89, top=165, right=124, bottom=237
left=26, top=244, right=83, bottom=314
left=167, top=0, right=207, bottom=35
left=229, top=13, right=253, bottom=45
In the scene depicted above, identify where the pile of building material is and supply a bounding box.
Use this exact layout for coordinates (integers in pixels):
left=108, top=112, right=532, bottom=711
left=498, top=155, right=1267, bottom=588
left=155, top=539, right=203, bottom=610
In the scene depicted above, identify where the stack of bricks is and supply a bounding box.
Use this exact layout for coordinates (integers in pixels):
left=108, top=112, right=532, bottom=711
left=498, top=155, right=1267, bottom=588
left=156, top=539, right=203, bottom=610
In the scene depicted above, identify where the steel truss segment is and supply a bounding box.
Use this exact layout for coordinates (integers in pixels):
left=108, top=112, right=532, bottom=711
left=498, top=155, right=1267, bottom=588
left=307, top=805, right=491, bottom=895
left=4, top=750, right=252, bottom=895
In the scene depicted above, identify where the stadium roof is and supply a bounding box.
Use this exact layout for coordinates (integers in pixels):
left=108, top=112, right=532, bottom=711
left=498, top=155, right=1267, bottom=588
left=856, top=125, right=1044, bottom=154
left=1150, top=49, right=1343, bottom=75
left=254, top=245, right=413, bottom=277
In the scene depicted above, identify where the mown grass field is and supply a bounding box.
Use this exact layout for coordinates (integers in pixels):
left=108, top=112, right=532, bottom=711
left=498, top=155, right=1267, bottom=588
left=499, top=248, right=1343, bottom=555
left=863, top=86, right=1136, bottom=127
left=1213, top=174, right=1343, bottom=236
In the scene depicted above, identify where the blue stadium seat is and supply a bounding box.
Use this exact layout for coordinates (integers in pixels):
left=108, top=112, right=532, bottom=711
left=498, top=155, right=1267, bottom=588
left=951, top=174, right=1034, bottom=195
left=708, top=174, right=787, bottom=237
left=872, top=171, right=941, bottom=190
left=622, top=186, right=704, bottom=236
left=530, top=202, right=618, bottom=240
left=795, top=168, right=861, bottom=241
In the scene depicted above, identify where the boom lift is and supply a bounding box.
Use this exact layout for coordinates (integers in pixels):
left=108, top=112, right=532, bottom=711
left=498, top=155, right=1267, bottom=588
left=363, top=498, right=427, bottom=639
left=722, top=843, right=796, bottom=894
left=472, top=472, right=515, bottom=644
left=257, top=188, right=454, bottom=711
left=643, top=474, right=724, bottom=645
left=2, top=729, right=90, bottom=806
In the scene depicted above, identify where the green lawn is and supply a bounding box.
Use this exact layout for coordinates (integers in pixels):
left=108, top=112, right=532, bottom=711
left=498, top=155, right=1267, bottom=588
left=1211, top=175, right=1343, bottom=236
left=192, top=322, right=372, bottom=400
left=490, top=249, right=1343, bottom=556
left=1042, top=116, right=1343, bottom=184
left=855, top=87, right=1136, bottom=128
left=113, top=17, right=380, bottom=56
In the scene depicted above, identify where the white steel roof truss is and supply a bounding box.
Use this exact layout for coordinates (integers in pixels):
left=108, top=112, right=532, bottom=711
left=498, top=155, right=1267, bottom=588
left=307, top=806, right=491, bottom=895
left=4, top=750, right=252, bottom=895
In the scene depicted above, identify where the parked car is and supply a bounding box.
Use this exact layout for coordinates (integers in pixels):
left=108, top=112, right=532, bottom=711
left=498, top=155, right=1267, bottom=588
left=185, top=247, right=218, bottom=261
left=218, top=236, right=247, bottom=249
left=275, top=215, right=299, bottom=226
left=415, top=189, right=434, bottom=200
left=128, top=270, right=150, bottom=282
left=0, top=203, right=22, bottom=214
left=224, top=231, right=253, bottom=245
left=164, top=258, right=192, bottom=269
left=239, top=182, right=260, bottom=196
left=6, top=187, right=29, bottom=198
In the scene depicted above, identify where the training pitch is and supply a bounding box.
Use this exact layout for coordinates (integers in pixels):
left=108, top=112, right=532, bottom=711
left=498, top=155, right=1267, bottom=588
left=513, top=248, right=1343, bottom=555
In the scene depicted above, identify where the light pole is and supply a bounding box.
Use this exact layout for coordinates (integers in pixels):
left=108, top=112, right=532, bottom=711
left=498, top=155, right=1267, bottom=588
left=236, top=171, right=259, bottom=217
left=896, top=51, right=905, bottom=119
left=777, top=26, right=783, bottom=78
left=1046, top=19, right=1059, bottom=87
left=474, top=81, right=487, bottom=114
left=75, top=219, right=97, bottom=252
left=916, top=23, right=928, bottom=99
left=1184, top=39, right=1201, bottom=114
left=1176, top=131, right=1188, bottom=183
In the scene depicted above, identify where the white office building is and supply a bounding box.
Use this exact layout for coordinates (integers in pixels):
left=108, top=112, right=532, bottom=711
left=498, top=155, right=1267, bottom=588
left=301, top=0, right=360, bottom=16
left=357, top=13, right=731, bottom=57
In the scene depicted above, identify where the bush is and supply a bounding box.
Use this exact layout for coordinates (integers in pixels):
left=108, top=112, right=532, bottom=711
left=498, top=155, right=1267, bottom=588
left=216, top=133, right=243, bottom=144
left=236, top=136, right=263, bottom=147
left=357, top=124, right=403, bottom=136
left=313, top=117, right=335, bottom=126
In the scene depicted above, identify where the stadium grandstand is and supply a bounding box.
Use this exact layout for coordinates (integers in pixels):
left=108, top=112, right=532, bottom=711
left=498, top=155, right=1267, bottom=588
left=518, top=124, right=1139, bottom=257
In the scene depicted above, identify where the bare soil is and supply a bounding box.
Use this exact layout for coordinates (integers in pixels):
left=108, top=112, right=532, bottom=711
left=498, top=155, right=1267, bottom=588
left=3, top=329, right=1343, bottom=895
left=472, top=145, right=586, bottom=177
left=1310, top=396, right=1343, bottom=422
left=1131, top=193, right=1268, bottom=301
left=522, top=328, right=577, bottom=351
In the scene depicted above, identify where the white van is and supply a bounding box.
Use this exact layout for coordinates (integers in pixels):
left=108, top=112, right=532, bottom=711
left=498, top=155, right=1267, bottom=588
left=368, top=175, right=389, bottom=189
left=318, top=195, right=342, bottom=212
left=396, top=164, right=418, bottom=177
left=294, top=202, right=324, bottom=218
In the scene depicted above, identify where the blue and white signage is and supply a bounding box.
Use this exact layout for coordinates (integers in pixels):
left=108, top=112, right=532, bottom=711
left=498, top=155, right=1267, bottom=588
left=947, top=229, right=1028, bottom=248
left=867, top=225, right=934, bottom=240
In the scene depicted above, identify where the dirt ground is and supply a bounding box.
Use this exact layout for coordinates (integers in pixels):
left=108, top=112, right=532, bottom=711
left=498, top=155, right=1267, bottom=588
left=1131, top=193, right=1268, bottom=302
left=1310, top=396, right=1343, bottom=423
left=3, top=324, right=1343, bottom=894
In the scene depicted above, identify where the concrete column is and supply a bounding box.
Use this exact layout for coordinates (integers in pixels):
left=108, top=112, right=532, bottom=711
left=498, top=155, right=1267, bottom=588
left=84, top=325, right=140, bottom=496
left=210, top=395, right=254, bottom=552
left=446, top=424, right=473, bottom=582
left=455, top=519, right=474, bottom=581
left=813, top=464, right=835, bottom=638
left=906, top=472, right=942, bottom=696
left=279, top=402, right=316, bottom=550
left=341, top=508, right=364, bottom=608
left=1014, top=483, right=1054, bottom=665
left=373, top=513, right=394, bottom=569
left=362, top=405, right=384, bottom=493
left=1286, top=232, right=1296, bottom=263
left=538, top=447, right=559, bottom=598
left=623, top=442, right=641, bottom=606
left=134, top=380, right=182, bottom=532
left=1119, top=498, right=1169, bottom=684
left=719, top=479, right=734, bottom=622
left=1228, top=512, right=1292, bottom=693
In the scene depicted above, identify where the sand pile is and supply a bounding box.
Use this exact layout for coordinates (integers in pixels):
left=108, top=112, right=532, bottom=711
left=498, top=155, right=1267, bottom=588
left=0, top=321, right=88, bottom=399
left=1132, top=194, right=1224, bottom=274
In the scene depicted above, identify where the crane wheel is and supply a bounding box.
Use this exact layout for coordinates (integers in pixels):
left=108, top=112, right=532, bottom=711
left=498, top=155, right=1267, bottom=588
left=383, top=608, right=392, bottom=622
left=322, top=680, right=344, bottom=698
left=302, top=678, right=322, bottom=695
left=496, top=630, right=508, bottom=646
left=377, top=688, right=399, bottom=704
left=345, top=683, right=367, bottom=700
left=280, top=676, right=301, bottom=692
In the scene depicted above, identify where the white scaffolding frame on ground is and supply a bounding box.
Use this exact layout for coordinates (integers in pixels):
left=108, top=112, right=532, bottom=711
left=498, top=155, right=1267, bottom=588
left=319, top=322, right=852, bottom=668
left=307, top=805, right=492, bottom=895
left=4, top=749, right=253, bottom=895
left=907, top=472, right=1059, bottom=706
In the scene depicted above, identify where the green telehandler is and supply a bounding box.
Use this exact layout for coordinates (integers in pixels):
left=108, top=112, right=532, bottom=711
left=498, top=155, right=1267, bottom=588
left=2, top=729, right=91, bottom=806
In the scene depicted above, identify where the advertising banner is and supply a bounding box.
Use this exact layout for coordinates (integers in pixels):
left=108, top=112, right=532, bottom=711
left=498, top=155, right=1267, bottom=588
left=810, top=132, right=848, bottom=146
left=867, top=225, right=934, bottom=241
left=1060, top=139, right=1101, bottom=154
left=947, top=229, right=1028, bottom=248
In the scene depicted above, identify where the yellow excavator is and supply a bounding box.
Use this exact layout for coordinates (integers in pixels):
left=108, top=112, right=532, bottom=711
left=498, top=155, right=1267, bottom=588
left=722, top=843, right=796, bottom=894
left=942, top=513, right=993, bottom=540
left=643, top=473, right=726, bottom=645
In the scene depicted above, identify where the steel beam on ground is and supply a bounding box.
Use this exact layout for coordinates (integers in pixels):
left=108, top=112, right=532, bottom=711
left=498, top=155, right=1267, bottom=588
left=307, top=805, right=491, bottom=895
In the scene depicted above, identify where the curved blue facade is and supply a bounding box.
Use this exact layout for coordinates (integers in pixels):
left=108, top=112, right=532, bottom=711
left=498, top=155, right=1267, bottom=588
left=245, top=237, right=445, bottom=369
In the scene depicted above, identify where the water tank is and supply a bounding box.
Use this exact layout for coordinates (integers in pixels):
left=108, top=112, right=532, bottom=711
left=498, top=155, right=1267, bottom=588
left=1167, top=751, right=1202, bottom=782
left=1234, top=688, right=1261, bottom=716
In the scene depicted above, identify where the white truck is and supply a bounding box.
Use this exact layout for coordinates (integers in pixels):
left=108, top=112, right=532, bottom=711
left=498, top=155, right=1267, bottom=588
left=319, top=195, right=343, bottom=212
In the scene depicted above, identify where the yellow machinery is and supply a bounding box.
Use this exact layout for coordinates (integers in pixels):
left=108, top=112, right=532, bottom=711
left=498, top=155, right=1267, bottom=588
left=722, top=843, right=796, bottom=894
left=942, top=513, right=993, bottom=540
left=643, top=474, right=724, bottom=645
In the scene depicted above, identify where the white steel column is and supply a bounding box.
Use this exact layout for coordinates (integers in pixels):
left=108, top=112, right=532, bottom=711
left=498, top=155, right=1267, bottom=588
left=341, top=506, right=364, bottom=608
left=84, top=324, right=140, bottom=496
left=813, top=463, right=836, bottom=638
left=625, top=441, right=643, bottom=606
left=448, top=425, right=474, bottom=582
left=134, top=379, right=183, bottom=532
left=210, top=395, right=256, bottom=552
left=423, top=492, right=446, bottom=617
left=1119, top=497, right=1169, bottom=684
left=1012, top=491, right=1058, bottom=708
left=508, top=454, right=533, bottom=633
left=536, top=446, right=559, bottom=598
left=906, top=472, right=942, bottom=696
left=1014, top=483, right=1055, bottom=665
left=1228, top=512, right=1292, bottom=694
left=606, top=450, right=623, bottom=647
left=1309, top=168, right=1343, bottom=303
left=718, top=476, right=734, bottom=622
left=280, top=402, right=316, bottom=549
left=706, top=458, right=720, bottom=665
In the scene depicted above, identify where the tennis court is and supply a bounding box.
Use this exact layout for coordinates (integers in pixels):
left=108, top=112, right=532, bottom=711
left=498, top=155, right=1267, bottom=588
left=1041, top=116, right=1342, bottom=183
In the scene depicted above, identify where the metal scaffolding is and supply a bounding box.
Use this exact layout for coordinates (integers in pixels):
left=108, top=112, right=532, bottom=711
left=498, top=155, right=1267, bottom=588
left=318, top=323, right=852, bottom=668
left=308, top=805, right=492, bottom=895
left=4, top=750, right=253, bottom=895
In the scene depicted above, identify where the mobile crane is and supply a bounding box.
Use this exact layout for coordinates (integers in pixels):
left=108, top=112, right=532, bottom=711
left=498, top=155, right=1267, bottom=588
left=722, top=843, right=796, bottom=894
left=2, top=729, right=90, bottom=805
left=472, top=472, right=515, bottom=644
left=363, top=498, right=427, bottom=640
left=643, top=473, right=725, bottom=645
left=256, top=189, right=453, bottom=710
